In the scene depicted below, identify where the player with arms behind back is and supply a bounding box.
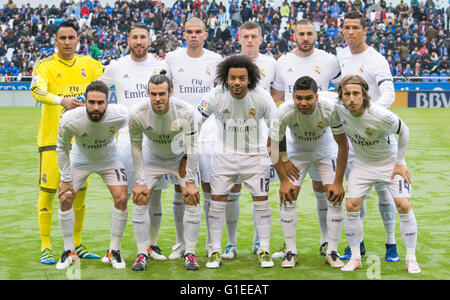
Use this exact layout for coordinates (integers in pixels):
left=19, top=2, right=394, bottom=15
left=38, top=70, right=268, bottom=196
left=337, top=11, right=399, bottom=262
left=98, top=23, right=170, bottom=261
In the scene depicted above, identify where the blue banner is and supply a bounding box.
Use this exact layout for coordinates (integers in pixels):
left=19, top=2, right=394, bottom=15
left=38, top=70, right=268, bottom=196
left=395, top=83, right=450, bottom=91
left=0, top=82, right=31, bottom=90
left=407, top=91, right=450, bottom=108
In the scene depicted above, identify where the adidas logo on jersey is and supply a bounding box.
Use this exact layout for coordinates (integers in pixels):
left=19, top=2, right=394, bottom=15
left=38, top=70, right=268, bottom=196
left=56, top=73, right=63, bottom=78
left=292, top=123, right=300, bottom=127
left=123, top=74, right=130, bottom=79
left=81, top=133, right=89, bottom=137
left=147, top=125, right=153, bottom=130
left=178, top=68, right=184, bottom=72
left=223, top=108, right=230, bottom=114
left=287, top=68, right=293, bottom=73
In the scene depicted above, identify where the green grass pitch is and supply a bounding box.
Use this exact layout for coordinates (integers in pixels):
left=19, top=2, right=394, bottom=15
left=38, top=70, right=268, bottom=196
left=0, top=107, right=448, bottom=280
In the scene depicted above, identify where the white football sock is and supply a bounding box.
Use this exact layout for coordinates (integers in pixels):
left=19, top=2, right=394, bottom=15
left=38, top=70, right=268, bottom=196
left=315, top=192, right=328, bottom=245
left=225, top=192, right=240, bottom=247
left=326, top=202, right=343, bottom=255
left=148, top=189, right=162, bottom=246
left=252, top=204, right=259, bottom=245
left=280, top=201, right=297, bottom=254
left=184, top=205, right=202, bottom=255
left=172, top=191, right=185, bottom=245
left=132, top=204, right=149, bottom=254
left=253, top=200, right=271, bottom=253
left=375, top=187, right=396, bottom=244
left=203, top=192, right=211, bottom=250
left=58, top=208, right=75, bottom=252
left=110, top=205, right=128, bottom=251
left=345, top=211, right=362, bottom=260
left=399, top=209, right=417, bottom=260
left=208, top=200, right=227, bottom=254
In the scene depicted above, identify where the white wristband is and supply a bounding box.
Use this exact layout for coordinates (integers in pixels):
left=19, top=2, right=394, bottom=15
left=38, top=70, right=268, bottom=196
left=280, top=152, right=288, bottom=162
left=54, top=96, right=62, bottom=105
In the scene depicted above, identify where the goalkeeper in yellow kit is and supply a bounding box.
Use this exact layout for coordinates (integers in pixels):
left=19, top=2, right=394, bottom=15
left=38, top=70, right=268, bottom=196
left=31, top=20, right=103, bottom=264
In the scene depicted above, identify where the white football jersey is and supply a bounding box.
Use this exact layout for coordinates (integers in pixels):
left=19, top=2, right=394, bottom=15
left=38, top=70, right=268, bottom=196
left=335, top=102, right=401, bottom=165
left=198, top=86, right=276, bottom=155
left=99, top=54, right=171, bottom=140
left=271, top=92, right=344, bottom=159
left=272, top=50, right=341, bottom=100
left=165, top=48, right=223, bottom=107
left=337, top=46, right=394, bottom=108
left=57, top=104, right=129, bottom=181
left=253, top=53, right=276, bottom=91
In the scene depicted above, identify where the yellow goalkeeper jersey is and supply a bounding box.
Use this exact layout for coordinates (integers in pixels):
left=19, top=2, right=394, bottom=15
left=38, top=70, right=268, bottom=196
left=31, top=54, right=103, bottom=149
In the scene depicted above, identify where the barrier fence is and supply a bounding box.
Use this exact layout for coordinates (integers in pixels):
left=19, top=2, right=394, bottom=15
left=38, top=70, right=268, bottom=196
left=1, top=76, right=449, bottom=108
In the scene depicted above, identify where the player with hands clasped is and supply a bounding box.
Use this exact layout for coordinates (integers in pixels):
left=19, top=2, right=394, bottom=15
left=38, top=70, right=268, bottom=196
left=270, top=76, right=348, bottom=268
left=56, top=81, right=129, bottom=270
left=128, top=74, right=202, bottom=271
left=335, top=75, right=420, bottom=274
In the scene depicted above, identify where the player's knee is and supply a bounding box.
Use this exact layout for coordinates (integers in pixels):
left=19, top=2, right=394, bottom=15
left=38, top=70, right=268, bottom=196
left=395, top=198, right=410, bottom=214
left=312, top=180, right=325, bottom=192
left=345, top=198, right=362, bottom=212
left=201, top=181, right=211, bottom=193
left=114, top=194, right=128, bottom=210
left=59, top=194, right=74, bottom=211
left=231, top=184, right=242, bottom=193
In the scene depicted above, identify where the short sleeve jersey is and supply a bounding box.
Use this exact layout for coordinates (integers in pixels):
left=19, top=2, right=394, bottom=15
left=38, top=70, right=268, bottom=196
left=198, top=86, right=277, bottom=155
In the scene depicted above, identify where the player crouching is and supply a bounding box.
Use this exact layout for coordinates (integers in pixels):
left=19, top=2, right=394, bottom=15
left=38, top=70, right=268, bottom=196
left=336, top=75, right=421, bottom=274
left=56, top=81, right=129, bottom=270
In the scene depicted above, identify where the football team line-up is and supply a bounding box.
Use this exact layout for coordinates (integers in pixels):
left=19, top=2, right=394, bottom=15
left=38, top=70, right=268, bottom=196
left=31, top=11, right=420, bottom=274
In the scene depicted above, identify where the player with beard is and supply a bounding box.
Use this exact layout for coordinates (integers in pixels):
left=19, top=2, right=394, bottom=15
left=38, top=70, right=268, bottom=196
left=56, top=81, right=129, bottom=270
left=237, top=21, right=277, bottom=257
left=164, top=17, right=227, bottom=260
left=270, top=19, right=341, bottom=259
left=99, top=23, right=170, bottom=262
left=337, top=11, right=399, bottom=262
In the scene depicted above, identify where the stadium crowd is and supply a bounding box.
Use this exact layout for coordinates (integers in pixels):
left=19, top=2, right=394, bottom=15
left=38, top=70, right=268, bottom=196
left=0, top=0, right=448, bottom=82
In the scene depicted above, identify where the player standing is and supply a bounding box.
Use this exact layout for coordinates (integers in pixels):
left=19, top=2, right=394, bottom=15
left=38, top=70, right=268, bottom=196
left=129, top=74, right=202, bottom=271
left=337, top=11, right=399, bottom=262
left=237, top=21, right=277, bottom=256
left=271, top=19, right=341, bottom=258
left=336, top=75, right=420, bottom=274
left=270, top=76, right=348, bottom=268
left=198, top=55, right=277, bottom=269
left=164, top=17, right=225, bottom=259
left=98, top=23, right=170, bottom=261
left=55, top=80, right=129, bottom=270
left=31, top=20, right=103, bottom=264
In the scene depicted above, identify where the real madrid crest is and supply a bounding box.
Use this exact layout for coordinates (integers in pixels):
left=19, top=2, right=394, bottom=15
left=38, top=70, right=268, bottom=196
left=249, top=108, right=256, bottom=117
left=260, top=69, right=266, bottom=77
left=314, top=66, right=321, bottom=75
left=365, top=128, right=372, bottom=136
left=109, top=126, right=115, bottom=134
left=206, top=67, right=211, bottom=75
left=359, top=65, right=365, bottom=74
left=316, top=121, right=324, bottom=130
left=81, top=68, right=86, bottom=78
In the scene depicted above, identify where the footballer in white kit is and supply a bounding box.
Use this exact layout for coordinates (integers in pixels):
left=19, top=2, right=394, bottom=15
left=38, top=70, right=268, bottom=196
left=225, top=21, right=278, bottom=258
left=164, top=17, right=225, bottom=260
left=98, top=23, right=171, bottom=261
left=337, top=11, right=399, bottom=262
left=56, top=81, right=129, bottom=270
left=198, top=55, right=277, bottom=269
left=336, top=75, right=420, bottom=274
left=129, top=74, right=202, bottom=271
left=270, top=76, right=348, bottom=268
left=270, top=19, right=341, bottom=258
